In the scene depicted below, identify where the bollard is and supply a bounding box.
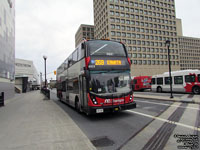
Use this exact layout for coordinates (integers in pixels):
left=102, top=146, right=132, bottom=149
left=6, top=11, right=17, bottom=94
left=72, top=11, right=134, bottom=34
left=46, top=89, right=50, bottom=99
left=0, top=92, right=4, bottom=107
left=41, top=87, right=50, bottom=100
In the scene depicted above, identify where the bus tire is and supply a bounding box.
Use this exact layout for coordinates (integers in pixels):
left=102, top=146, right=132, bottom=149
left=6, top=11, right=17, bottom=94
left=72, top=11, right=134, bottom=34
left=192, top=86, right=200, bottom=94
left=157, top=87, right=162, bottom=93
left=75, top=97, right=81, bottom=112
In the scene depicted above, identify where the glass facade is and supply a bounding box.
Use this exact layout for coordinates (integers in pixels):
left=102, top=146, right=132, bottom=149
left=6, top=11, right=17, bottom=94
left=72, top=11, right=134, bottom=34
left=0, top=0, right=15, bottom=80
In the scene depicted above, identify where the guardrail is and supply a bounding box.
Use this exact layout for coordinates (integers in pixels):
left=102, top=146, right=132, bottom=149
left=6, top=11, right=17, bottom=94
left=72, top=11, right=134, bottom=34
left=0, top=92, right=4, bottom=107
left=41, top=88, right=50, bottom=99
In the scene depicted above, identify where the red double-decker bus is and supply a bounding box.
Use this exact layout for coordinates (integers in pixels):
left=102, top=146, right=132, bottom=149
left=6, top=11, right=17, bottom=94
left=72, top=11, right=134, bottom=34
left=132, top=76, right=152, bottom=91
left=56, top=40, right=136, bottom=115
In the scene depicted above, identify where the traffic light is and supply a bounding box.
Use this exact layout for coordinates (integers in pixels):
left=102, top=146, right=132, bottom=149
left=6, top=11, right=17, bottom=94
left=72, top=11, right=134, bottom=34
left=54, top=71, right=56, bottom=75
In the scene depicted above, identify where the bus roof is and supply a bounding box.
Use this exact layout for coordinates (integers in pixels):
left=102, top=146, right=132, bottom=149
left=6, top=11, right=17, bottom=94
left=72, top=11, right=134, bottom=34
left=152, top=69, right=200, bottom=78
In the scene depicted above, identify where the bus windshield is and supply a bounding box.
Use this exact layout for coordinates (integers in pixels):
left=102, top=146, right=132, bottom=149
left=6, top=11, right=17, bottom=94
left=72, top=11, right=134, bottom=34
left=89, top=71, right=131, bottom=95
left=87, top=40, right=126, bottom=56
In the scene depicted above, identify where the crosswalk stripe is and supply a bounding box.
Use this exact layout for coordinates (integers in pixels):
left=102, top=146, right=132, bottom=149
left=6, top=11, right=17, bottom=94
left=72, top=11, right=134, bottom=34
left=135, top=99, right=200, bottom=110
left=127, top=110, right=200, bottom=132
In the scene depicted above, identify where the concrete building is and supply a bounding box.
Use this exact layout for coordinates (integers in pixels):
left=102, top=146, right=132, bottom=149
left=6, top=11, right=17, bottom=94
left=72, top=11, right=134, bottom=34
left=178, top=36, right=200, bottom=70
left=176, top=18, right=200, bottom=70
left=15, top=58, right=40, bottom=93
left=93, top=0, right=180, bottom=76
left=75, top=24, right=94, bottom=47
left=176, top=18, right=183, bottom=36
left=0, top=0, right=15, bottom=99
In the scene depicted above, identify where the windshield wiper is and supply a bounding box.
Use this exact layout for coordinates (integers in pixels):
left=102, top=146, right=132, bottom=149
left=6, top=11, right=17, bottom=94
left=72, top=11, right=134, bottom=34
left=91, top=44, right=108, bottom=55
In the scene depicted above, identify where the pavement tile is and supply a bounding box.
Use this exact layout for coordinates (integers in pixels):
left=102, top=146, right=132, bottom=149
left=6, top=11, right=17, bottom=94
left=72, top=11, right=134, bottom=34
left=0, top=91, right=96, bottom=150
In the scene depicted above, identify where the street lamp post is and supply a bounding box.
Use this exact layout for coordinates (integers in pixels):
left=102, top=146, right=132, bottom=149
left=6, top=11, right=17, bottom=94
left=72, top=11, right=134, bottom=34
left=165, top=40, right=173, bottom=98
left=43, top=55, right=47, bottom=88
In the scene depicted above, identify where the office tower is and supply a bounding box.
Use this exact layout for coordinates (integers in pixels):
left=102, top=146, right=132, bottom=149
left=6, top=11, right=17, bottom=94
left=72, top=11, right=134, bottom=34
left=176, top=19, right=200, bottom=70
left=0, top=0, right=15, bottom=99
left=179, top=36, right=200, bottom=70
left=75, top=24, right=94, bottom=47
left=93, top=0, right=180, bottom=76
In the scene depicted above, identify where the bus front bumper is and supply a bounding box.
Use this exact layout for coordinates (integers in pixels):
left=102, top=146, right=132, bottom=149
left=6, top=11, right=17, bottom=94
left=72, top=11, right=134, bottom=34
left=87, top=101, right=136, bottom=115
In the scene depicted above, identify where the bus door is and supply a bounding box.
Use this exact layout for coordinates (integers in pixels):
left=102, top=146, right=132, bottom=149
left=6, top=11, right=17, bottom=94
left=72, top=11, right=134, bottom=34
left=79, top=75, right=87, bottom=110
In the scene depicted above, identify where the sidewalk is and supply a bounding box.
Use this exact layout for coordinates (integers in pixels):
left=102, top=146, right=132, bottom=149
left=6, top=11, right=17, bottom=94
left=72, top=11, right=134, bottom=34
left=134, top=93, right=200, bottom=104
left=0, top=91, right=96, bottom=150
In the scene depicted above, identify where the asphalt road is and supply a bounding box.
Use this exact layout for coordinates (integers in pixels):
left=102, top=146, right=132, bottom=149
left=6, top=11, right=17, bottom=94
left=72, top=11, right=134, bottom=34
left=134, top=91, right=188, bottom=98
left=50, top=91, right=174, bottom=150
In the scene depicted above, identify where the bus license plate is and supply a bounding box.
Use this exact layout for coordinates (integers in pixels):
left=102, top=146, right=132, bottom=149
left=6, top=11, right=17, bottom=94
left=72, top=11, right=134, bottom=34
left=96, top=109, right=104, bottom=113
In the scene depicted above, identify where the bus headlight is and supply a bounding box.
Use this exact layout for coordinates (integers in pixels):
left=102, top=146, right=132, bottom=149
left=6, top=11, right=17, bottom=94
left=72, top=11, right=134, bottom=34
left=129, top=95, right=133, bottom=101
left=90, top=95, right=98, bottom=105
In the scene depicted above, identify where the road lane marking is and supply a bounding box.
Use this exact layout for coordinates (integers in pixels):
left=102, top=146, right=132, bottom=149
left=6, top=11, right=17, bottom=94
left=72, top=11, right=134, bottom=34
left=135, top=99, right=199, bottom=110
left=127, top=110, right=200, bottom=132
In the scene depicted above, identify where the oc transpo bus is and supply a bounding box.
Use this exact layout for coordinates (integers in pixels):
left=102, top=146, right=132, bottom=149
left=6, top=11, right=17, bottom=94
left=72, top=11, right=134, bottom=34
left=132, top=76, right=152, bottom=91
left=56, top=39, right=136, bottom=115
left=151, top=70, right=200, bottom=94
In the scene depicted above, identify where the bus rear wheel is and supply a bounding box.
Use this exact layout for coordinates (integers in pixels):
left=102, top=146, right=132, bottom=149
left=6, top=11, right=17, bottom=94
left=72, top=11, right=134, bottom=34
left=75, top=98, right=81, bottom=112
left=192, top=86, right=200, bottom=94
left=157, top=87, right=162, bottom=93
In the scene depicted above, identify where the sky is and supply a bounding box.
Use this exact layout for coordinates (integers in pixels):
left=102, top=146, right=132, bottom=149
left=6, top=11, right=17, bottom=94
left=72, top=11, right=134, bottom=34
left=15, top=0, right=200, bottom=81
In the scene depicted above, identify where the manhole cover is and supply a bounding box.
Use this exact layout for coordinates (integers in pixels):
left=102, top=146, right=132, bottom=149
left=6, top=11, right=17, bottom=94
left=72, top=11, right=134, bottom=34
left=91, top=136, right=114, bottom=147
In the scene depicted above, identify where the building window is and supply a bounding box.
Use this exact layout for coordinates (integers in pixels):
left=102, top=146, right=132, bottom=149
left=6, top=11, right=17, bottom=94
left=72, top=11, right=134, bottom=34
left=115, top=5, right=119, bottom=9
left=122, top=32, right=126, bottom=37
left=117, top=32, right=121, bottom=36
left=120, top=6, right=124, bottom=11
left=121, top=19, right=125, bottom=24
left=133, top=53, right=137, bottom=58
left=110, top=5, right=114, bottom=9
left=111, top=31, right=115, bottom=36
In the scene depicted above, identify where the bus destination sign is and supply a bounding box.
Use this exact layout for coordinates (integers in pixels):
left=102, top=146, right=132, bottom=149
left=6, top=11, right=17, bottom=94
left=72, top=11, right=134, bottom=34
left=94, top=60, right=122, bottom=66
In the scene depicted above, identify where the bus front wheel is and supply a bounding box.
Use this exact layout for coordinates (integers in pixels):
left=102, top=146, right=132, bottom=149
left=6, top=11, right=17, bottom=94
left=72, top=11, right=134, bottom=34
left=192, top=86, right=200, bottom=94
left=157, top=87, right=162, bottom=93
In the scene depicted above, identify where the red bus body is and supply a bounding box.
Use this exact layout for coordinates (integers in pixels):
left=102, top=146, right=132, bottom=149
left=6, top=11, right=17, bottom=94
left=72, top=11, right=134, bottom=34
left=132, top=76, right=152, bottom=91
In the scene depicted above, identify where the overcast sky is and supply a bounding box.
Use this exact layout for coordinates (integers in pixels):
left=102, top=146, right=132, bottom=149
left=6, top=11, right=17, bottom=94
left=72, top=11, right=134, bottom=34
left=15, top=0, right=200, bottom=81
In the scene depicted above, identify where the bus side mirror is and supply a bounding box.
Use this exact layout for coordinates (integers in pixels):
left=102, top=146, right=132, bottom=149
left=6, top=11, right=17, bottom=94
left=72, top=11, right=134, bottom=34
left=81, top=43, right=85, bottom=49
